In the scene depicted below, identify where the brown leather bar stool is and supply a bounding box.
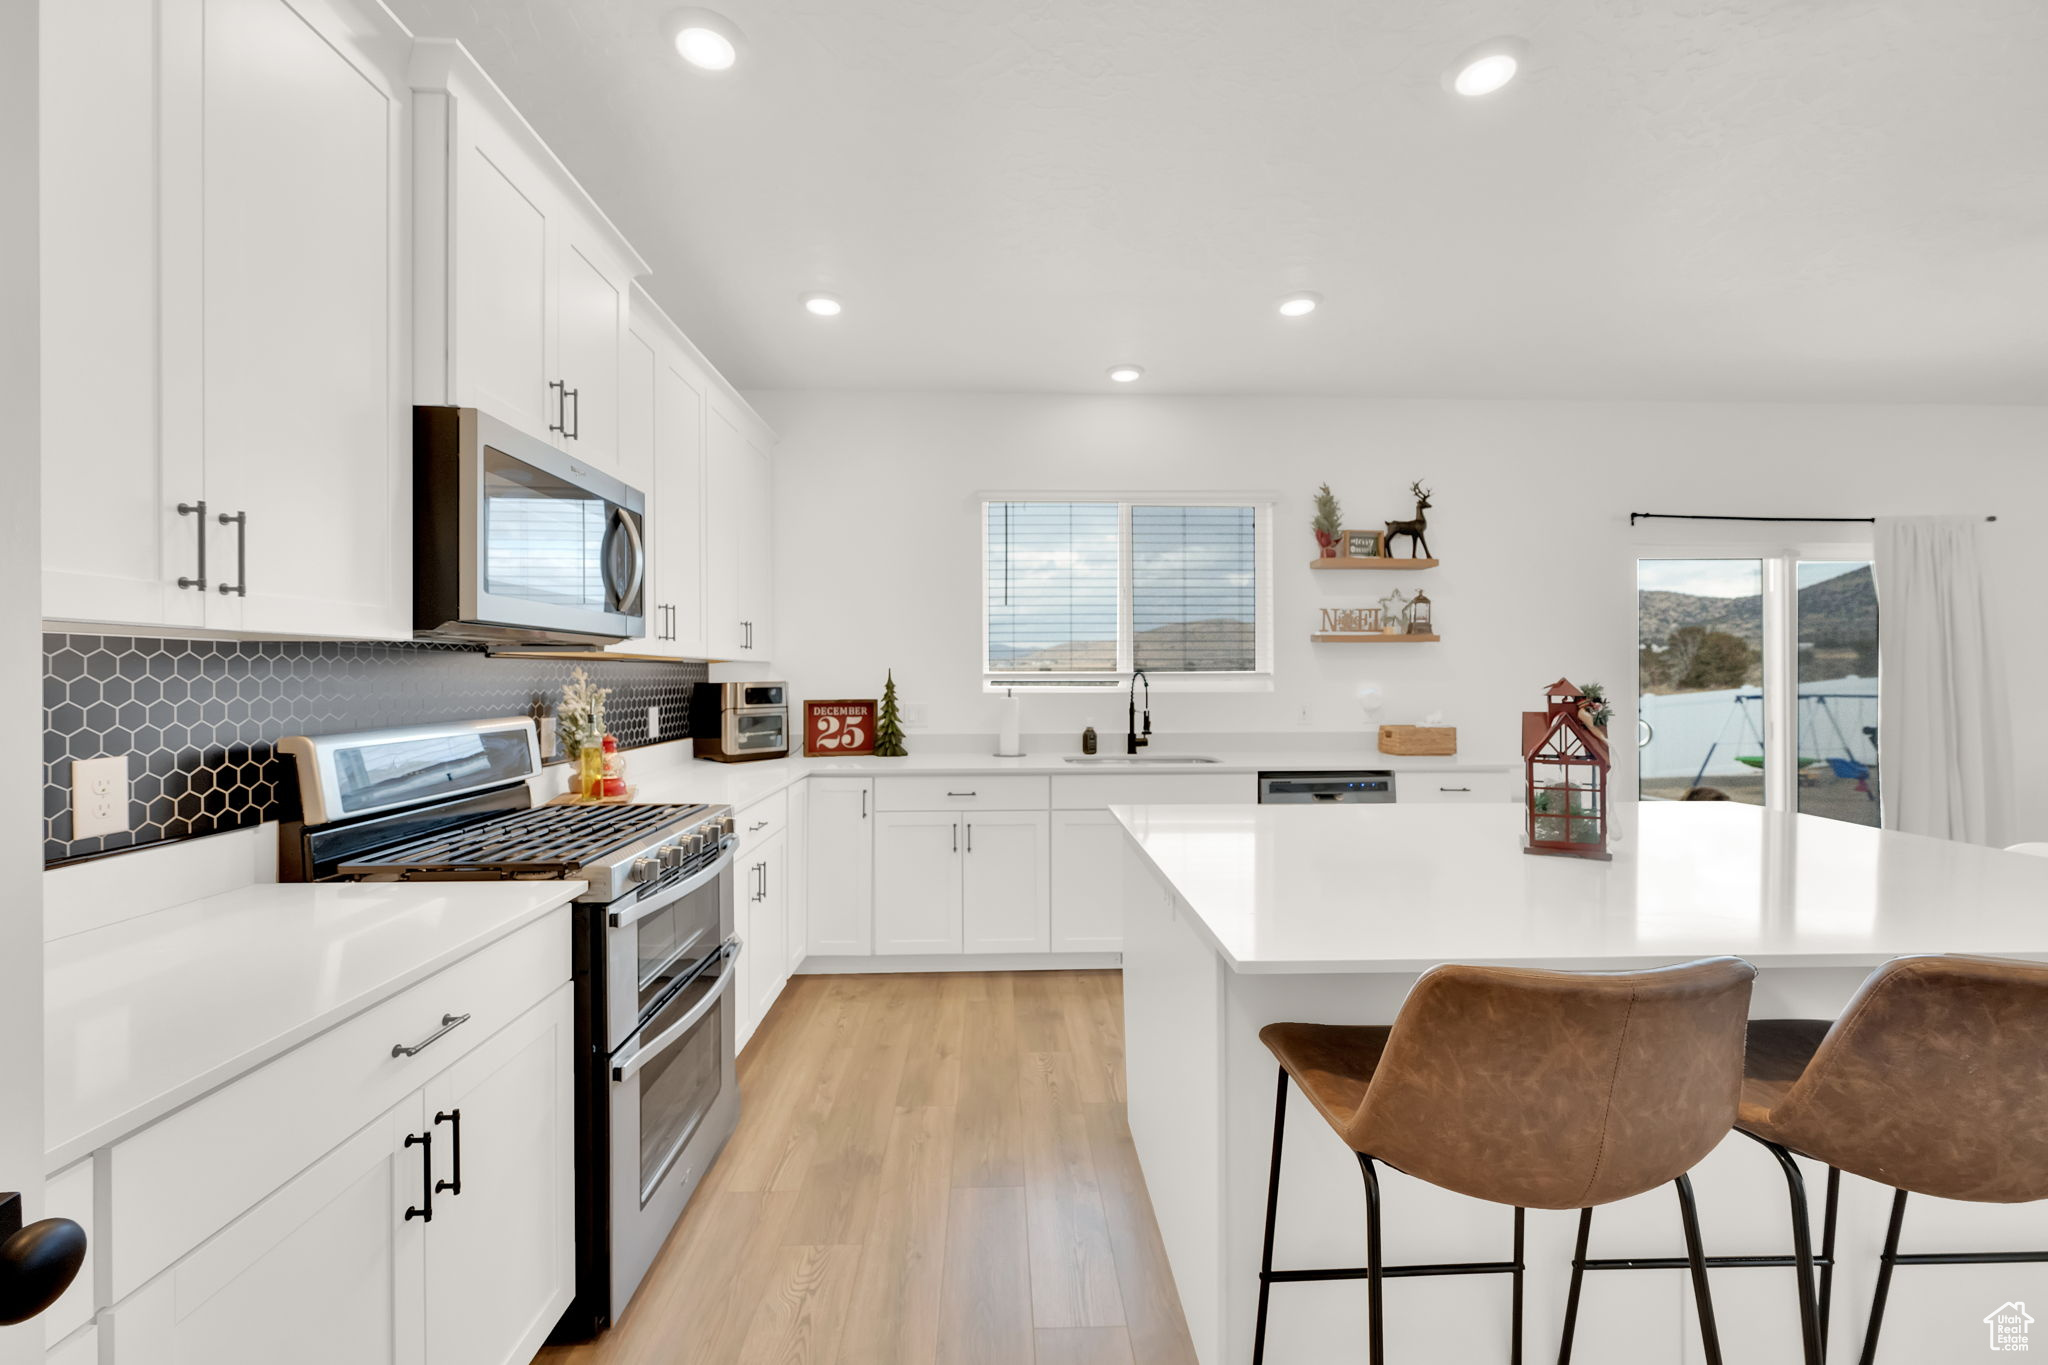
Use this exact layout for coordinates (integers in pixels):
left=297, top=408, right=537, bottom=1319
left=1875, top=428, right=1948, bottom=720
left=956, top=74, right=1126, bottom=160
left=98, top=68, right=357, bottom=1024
left=1252, top=956, right=1756, bottom=1365
left=1740, top=954, right=2048, bottom=1365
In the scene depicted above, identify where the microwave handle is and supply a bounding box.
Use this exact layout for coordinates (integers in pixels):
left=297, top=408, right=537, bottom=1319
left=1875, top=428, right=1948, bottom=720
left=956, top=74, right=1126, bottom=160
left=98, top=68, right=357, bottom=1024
left=611, top=937, right=741, bottom=1082
left=603, top=507, right=646, bottom=613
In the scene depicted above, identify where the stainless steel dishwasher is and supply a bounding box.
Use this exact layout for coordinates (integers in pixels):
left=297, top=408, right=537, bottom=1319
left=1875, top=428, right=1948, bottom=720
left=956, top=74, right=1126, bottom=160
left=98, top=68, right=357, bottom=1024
left=1257, top=771, right=1397, bottom=803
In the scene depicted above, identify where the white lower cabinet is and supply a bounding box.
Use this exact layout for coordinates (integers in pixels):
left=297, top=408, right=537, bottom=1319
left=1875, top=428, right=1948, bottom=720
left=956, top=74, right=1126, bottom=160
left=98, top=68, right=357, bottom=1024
left=106, top=1100, right=428, bottom=1365
left=421, top=985, right=577, bottom=1365
left=961, top=811, right=1050, bottom=953
left=1050, top=809, right=1128, bottom=953
left=738, top=829, right=788, bottom=1048
left=874, top=812, right=966, bottom=954
left=806, top=779, right=874, bottom=956
left=47, top=1326, right=97, bottom=1365
left=99, top=957, right=575, bottom=1365
left=874, top=809, right=1048, bottom=956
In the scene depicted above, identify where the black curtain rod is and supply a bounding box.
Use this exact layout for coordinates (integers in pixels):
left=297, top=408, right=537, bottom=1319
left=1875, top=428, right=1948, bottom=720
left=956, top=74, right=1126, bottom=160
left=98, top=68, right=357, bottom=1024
left=1629, top=512, right=1997, bottom=525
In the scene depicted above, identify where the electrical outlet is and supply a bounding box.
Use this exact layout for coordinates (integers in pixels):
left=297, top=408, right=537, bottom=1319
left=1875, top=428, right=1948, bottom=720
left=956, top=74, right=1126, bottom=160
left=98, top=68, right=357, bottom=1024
left=902, top=701, right=929, bottom=728
left=647, top=705, right=662, bottom=739
left=1296, top=704, right=1314, bottom=727
left=71, top=755, right=131, bottom=839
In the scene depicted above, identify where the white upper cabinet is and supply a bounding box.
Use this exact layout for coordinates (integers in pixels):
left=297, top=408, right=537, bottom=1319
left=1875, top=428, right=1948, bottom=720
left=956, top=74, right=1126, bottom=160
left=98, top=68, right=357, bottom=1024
left=706, top=393, right=776, bottom=660
left=612, top=289, right=710, bottom=660
left=413, top=40, right=645, bottom=478
left=41, top=0, right=413, bottom=639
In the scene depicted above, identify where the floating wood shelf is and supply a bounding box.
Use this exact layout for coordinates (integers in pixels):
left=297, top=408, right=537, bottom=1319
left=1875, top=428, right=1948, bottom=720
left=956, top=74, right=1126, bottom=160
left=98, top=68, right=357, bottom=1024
left=1310, top=556, right=1439, bottom=571
left=1311, top=633, right=1441, bottom=644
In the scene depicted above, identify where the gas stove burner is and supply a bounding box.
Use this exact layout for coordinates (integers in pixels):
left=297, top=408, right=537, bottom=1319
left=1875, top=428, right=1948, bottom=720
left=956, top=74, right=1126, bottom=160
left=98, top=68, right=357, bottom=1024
left=339, top=801, right=708, bottom=880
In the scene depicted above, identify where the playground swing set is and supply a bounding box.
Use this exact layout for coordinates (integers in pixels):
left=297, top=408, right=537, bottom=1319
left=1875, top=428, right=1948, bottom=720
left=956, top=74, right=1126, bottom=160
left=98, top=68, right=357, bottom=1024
left=1689, top=691, right=1878, bottom=800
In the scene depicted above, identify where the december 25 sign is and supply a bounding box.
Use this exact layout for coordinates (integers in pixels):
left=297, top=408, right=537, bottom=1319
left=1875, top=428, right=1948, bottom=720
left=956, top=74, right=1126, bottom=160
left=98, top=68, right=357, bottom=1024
left=804, top=699, right=878, bottom=756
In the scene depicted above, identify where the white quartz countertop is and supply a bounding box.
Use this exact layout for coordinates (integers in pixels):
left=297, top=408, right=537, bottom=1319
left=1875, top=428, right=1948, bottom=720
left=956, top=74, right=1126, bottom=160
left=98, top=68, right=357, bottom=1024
left=44, top=880, right=583, bottom=1169
left=1113, top=802, right=2048, bottom=975
left=616, top=742, right=1510, bottom=811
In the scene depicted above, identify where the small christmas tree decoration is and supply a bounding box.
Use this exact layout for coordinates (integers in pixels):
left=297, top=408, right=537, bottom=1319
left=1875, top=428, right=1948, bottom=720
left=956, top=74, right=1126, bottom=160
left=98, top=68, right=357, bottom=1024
left=1312, top=483, right=1343, bottom=557
left=874, top=671, right=908, bottom=757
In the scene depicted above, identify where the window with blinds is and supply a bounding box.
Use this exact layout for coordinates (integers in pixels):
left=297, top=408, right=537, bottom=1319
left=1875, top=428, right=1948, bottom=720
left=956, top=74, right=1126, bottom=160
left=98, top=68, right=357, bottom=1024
left=984, top=499, right=1268, bottom=680
left=985, top=502, right=1120, bottom=673
left=1132, top=504, right=1257, bottom=672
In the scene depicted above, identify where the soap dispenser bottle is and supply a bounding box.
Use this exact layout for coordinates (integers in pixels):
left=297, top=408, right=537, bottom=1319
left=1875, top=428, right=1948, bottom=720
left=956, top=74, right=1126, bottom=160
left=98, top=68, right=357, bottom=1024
left=1082, top=723, right=1098, bottom=755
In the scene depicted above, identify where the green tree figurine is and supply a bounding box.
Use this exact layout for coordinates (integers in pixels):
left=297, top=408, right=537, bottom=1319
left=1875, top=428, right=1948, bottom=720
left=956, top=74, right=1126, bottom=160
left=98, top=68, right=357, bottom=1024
left=874, top=671, right=908, bottom=756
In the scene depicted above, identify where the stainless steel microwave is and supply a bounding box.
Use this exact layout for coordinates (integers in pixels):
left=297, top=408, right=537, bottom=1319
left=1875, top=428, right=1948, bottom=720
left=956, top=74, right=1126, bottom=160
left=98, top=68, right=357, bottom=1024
left=414, top=407, right=647, bottom=647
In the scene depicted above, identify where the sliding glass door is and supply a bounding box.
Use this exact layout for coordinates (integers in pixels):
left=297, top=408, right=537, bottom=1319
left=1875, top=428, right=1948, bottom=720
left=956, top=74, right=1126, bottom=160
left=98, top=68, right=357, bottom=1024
left=1637, top=548, right=1879, bottom=827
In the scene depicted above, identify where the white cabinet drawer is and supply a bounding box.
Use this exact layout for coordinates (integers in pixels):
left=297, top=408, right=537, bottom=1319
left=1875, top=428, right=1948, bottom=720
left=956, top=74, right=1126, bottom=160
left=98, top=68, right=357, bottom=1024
left=42, top=1159, right=94, bottom=1348
left=1399, top=774, right=1504, bottom=803
left=106, top=906, right=570, bottom=1301
left=1049, top=773, right=1255, bottom=809
left=873, top=775, right=1049, bottom=812
left=736, top=787, right=789, bottom=847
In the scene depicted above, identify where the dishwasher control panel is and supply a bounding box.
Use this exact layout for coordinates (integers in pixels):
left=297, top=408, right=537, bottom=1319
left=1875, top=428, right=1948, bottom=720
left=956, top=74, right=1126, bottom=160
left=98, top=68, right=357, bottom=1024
left=1257, top=771, right=1396, bottom=804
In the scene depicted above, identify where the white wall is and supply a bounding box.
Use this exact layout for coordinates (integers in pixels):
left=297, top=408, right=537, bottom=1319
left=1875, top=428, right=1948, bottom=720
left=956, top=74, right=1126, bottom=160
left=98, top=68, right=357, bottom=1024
left=752, top=392, right=2048, bottom=837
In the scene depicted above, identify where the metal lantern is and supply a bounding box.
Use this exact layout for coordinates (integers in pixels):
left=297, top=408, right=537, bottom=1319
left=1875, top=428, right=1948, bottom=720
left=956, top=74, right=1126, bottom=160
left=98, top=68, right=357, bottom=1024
left=1523, top=678, right=1612, bottom=860
left=1406, top=590, right=1433, bottom=635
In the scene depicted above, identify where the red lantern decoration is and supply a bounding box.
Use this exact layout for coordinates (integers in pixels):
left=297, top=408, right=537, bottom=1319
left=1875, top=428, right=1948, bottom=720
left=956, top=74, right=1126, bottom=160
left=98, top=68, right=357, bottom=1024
left=1522, top=678, right=1612, bottom=860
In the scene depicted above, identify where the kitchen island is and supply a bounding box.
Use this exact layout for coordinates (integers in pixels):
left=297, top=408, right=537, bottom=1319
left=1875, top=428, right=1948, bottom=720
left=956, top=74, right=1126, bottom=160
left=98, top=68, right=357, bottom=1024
left=1115, top=801, right=2048, bottom=1365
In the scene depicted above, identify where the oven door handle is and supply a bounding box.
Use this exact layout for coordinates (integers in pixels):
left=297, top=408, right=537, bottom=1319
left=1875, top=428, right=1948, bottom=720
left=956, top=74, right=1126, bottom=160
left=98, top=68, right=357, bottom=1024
left=609, top=838, right=738, bottom=928
left=611, top=937, right=741, bottom=1082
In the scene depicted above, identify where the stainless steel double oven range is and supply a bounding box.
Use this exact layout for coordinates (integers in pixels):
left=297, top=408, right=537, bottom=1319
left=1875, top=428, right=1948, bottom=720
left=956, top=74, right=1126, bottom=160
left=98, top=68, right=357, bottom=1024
left=279, top=717, right=741, bottom=1340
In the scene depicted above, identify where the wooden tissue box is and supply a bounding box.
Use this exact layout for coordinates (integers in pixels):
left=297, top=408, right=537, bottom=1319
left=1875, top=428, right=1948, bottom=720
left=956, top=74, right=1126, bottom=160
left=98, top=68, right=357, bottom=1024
left=1378, top=725, right=1457, bottom=756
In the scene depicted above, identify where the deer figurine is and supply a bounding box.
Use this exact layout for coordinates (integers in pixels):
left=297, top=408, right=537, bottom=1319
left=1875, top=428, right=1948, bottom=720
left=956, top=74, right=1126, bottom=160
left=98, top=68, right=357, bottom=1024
left=1383, top=482, right=1434, bottom=559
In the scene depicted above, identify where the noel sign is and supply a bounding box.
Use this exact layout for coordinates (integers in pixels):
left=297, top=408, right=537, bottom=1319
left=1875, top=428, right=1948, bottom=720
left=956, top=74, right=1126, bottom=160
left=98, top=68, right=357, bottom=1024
left=804, top=699, right=878, bottom=756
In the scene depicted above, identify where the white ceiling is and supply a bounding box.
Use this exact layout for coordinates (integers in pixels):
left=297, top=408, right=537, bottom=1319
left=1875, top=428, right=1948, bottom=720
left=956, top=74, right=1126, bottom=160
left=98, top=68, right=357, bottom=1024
left=384, top=0, right=2048, bottom=401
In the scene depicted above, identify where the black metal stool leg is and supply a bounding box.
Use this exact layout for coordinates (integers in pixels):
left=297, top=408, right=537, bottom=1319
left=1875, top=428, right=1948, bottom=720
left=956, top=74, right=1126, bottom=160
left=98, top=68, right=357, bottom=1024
left=1818, top=1167, right=1840, bottom=1356
left=1510, top=1206, right=1526, bottom=1365
left=1857, top=1189, right=1909, bottom=1365
left=1252, top=1067, right=1288, bottom=1365
left=1753, top=1139, right=1825, bottom=1365
left=1675, top=1175, right=1724, bottom=1365
left=1358, top=1154, right=1387, bottom=1365
left=1556, top=1207, right=1593, bottom=1365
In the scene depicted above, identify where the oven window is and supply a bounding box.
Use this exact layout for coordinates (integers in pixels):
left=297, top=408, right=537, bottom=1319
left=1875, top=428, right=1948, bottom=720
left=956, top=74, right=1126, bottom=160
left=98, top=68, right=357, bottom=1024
left=732, top=713, right=786, bottom=750
left=738, top=685, right=784, bottom=708
left=635, top=965, right=726, bottom=1204
left=483, top=447, right=612, bottom=608
left=633, top=878, right=720, bottom=1019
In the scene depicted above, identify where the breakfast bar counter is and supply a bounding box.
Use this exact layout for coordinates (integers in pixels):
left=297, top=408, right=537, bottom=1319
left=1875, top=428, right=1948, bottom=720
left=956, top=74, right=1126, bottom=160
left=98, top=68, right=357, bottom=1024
left=1114, top=802, right=2048, bottom=1364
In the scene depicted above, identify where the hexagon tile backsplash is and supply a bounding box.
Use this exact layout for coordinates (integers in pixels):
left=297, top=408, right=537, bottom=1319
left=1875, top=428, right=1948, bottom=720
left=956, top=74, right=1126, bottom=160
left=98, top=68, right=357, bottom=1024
left=42, top=634, right=708, bottom=865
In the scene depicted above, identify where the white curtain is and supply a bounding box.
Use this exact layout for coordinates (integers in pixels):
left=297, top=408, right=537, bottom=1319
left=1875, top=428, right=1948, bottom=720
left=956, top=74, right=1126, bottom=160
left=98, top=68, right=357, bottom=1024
left=1874, top=515, right=2012, bottom=845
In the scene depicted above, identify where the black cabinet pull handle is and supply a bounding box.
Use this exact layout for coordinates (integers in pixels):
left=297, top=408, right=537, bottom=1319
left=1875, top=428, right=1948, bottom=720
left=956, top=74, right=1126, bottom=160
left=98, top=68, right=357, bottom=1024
left=548, top=379, right=567, bottom=435
left=946, top=791, right=977, bottom=798
left=861, top=789, right=867, bottom=819
left=216, top=511, right=248, bottom=597
left=434, top=1109, right=462, bottom=1197
left=176, top=501, right=207, bottom=590
left=565, top=385, right=581, bottom=440
left=1440, top=786, right=1471, bottom=793
left=403, top=1131, right=433, bottom=1222
left=0, top=1193, right=86, bottom=1327
left=966, top=822, right=973, bottom=853
left=392, top=1011, right=470, bottom=1058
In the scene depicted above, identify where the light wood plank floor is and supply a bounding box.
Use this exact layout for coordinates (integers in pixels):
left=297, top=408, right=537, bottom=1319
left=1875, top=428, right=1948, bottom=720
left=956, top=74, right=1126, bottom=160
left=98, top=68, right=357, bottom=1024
left=537, top=970, right=1199, bottom=1365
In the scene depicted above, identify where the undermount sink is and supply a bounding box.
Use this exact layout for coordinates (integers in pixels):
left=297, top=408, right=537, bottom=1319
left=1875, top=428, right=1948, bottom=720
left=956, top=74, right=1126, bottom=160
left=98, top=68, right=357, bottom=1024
left=1063, top=755, right=1221, bottom=765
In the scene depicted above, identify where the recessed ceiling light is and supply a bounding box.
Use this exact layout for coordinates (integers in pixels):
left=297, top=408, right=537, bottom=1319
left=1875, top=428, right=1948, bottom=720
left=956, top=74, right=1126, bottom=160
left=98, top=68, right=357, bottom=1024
left=1107, top=364, right=1144, bottom=383
left=1446, top=37, right=1528, bottom=97
left=1278, top=293, right=1321, bottom=318
left=670, top=8, right=743, bottom=72
left=801, top=292, right=843, bottom=317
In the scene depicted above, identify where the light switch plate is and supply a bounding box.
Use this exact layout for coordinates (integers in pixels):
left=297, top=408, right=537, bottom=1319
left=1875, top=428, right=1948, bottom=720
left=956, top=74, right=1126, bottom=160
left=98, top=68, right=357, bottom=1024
left=71, top=755, right=131, bottom=839
left=647, top=705, right=662, bottom=739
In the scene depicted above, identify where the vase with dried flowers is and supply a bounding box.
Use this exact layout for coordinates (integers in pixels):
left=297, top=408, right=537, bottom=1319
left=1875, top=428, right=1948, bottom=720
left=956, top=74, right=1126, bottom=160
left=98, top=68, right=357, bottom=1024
left=559, top=667, right=611, bottom=799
